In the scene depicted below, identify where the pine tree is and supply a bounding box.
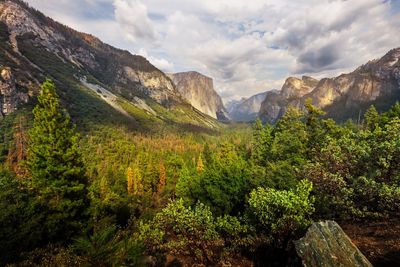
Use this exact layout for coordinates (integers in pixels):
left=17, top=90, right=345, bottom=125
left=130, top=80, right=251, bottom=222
left=127, top=166, right=134, bottom=195
left=157, top=161, right=166, bottom=194
left=203, top=143, right=213, bottom=164
left=196, top=152, right=204, bottom=173
left=364, top=105, right=379, bottom=130
left=127, top=164, right=143, bottom=195
left=251, top=118, right=272, bottom=165
left=27, top=79, right=88, bottom=241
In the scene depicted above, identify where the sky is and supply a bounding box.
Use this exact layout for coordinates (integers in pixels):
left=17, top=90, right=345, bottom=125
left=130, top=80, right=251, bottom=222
left=25, top=0, right=400, bottom=102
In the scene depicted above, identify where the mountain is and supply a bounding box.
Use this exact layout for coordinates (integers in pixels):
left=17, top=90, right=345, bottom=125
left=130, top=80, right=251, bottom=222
left=0, top=0, right=219, bottom=130
left=228, top=91, right=275, bottom=122
left=168, top=71, right=229, bottom=121
left=259, top=48, right=400, bottom=123
left=225, top=98, right=246, bottom=114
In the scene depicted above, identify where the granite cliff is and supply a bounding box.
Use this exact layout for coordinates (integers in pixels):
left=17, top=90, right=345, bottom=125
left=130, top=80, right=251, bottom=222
left=168, top=71, right=229, bottom=120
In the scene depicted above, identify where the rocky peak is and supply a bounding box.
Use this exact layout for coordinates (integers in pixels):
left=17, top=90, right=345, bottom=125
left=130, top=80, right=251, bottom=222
left=281, top=75, right=319, bottom=99
left=168, top=71, right=229, bottom=120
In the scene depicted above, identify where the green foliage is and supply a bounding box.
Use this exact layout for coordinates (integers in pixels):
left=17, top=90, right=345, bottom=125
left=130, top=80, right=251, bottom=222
left=0, top=169, right=43, bottom=264
left=251, top=118, right=272, bottom=165
left=3, top=77, right=400, bottom=266
left=142, top=199, right=224, bottom=265
left=248, top=180, right=315, bottom=244
left=364, top=105, right=380, bottom=130
left=73, top=220, right=145, bottom=266
left=73, top=224, right=120, bottom=266
left=179, top=142, right=251, bottom=215
left=27, top=79, right=88, bottom=241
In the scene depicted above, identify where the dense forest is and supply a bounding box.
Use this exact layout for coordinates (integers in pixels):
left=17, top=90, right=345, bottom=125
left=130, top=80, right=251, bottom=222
left=1, top=80, right=400, bottom=266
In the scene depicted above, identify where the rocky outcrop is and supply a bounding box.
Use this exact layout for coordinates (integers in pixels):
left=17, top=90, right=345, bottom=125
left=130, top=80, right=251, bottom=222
left=0, top=67, right=16, bottom=115
left=281, top=76, right=319, bottom=99
left=168, top=71, right=229, bottom=120
left=259, top=76, right=319, bottom=123
left=259, top=48, right=400, bottom=123
left=295, top=221, right=372, bottom=267
left=228, top=92, right=271, bottom=122
left=0, top=67, right=28, bottom=116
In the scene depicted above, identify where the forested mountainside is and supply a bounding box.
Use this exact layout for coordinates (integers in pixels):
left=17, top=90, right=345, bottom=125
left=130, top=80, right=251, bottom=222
left=259, top=48, right=400, bottom=123
left=168, top=71, right=229, bottom=121
left=0, top=0, right=219, bottom=130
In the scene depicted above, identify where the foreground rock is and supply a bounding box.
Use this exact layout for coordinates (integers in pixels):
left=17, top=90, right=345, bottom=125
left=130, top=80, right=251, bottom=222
left=295, top=221, right=372, bottom=267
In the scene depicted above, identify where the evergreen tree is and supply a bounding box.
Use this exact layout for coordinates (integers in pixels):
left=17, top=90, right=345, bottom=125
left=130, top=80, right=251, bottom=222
left=203, top=143, right=213, bottom=164
left=251, top=118, right=272, bottom=165
left=157, top=161, right=166, bottom=194
left=364, top=105, right=380, bottom=130
left=127, top=166, right=134, bottom=195
left=196, top=152, right=204, bottom=173
left=27, top=79, right=88, bottom=241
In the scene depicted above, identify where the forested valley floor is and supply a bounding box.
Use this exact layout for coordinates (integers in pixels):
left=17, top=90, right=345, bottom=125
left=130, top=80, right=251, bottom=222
left=1, top=81, right=400, bottom=266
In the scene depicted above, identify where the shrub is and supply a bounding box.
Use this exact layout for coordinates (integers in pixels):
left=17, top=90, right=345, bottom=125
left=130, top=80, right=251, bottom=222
left=248, top=179, right=315, bottom=244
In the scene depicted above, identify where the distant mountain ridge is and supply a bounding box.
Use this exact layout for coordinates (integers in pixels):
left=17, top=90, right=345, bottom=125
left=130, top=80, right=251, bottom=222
left=259, top=48, right=400, bottom=123
left=168, top=71, right=229, bottom=121
left=228, top=91, right=272, bottom=122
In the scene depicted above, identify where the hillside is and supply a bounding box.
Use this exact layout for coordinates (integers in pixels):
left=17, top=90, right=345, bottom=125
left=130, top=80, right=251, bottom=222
left=0, top=0, right=219, bottom=131
left=259, top=49, right=400, bottom=123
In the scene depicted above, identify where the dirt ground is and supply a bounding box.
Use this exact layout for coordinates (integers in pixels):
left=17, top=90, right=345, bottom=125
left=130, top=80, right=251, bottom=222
left=340, top=216, right=400, bottom=267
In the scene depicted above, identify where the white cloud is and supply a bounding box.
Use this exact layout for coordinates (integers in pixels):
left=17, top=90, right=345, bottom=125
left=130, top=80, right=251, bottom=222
left=113, top=0, right=156, bottom=42
left=137, top=49, right=174, bottom=72
left=25, top=0, right=400, bottom=101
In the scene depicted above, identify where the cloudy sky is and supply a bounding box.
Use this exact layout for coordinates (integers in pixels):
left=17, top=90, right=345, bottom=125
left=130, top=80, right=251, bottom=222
left=26, top=0, right=400, bottom=101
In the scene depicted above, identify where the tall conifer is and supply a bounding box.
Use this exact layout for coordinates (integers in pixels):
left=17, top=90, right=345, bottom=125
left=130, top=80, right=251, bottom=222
left=27, top=79, right=88, bottom=240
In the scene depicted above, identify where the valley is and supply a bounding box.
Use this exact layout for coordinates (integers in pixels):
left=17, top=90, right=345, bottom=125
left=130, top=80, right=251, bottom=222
left=0, top=0, right=400, bottom=266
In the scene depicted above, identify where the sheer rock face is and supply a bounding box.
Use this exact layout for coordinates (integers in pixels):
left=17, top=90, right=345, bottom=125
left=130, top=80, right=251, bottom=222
left=281, top=76, right=319, bottom=99
left=259, top=76, right=319, bottom=123
left=168, top=71, right=229, bottom=120
left=0, top=0, right=183, bottom=112
left=259, top=48, right=400, bottom=123
left=295, top=221, right=372, bottom=267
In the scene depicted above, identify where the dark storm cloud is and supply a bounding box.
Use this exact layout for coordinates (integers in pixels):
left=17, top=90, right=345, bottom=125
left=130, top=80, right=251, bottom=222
left=295, top=44, right=341, bottom=73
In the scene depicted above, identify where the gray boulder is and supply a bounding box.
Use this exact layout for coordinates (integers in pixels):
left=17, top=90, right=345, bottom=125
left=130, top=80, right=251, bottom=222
left=295, top=221, right=372, bottom=267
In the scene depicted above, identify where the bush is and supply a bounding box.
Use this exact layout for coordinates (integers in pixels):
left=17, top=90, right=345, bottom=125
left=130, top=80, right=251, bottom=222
left=248, top=179, right=315, bottom=244
left=141, top=199, right=224, bottom=265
